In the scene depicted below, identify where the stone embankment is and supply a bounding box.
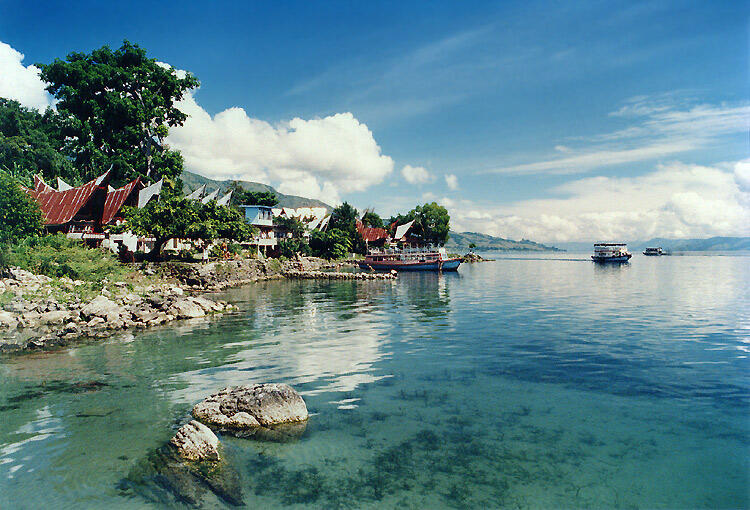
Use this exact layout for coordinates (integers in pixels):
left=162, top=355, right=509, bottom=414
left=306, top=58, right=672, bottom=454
left=0, top=268, right=232, bottom=352
left=282, top=269, right=397, bottom=280
left=0, top=257, right=393, bottom=353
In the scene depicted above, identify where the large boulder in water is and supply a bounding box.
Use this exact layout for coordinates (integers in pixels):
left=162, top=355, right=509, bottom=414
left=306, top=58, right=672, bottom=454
left=170, top=420, right=220, bottom=462
left=192, top=383, right=308, bottom=436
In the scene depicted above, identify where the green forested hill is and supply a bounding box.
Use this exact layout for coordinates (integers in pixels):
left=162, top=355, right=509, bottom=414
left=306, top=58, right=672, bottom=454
left=181, top=170, right=332, bottom=210
left=445, top=231, right=561, bottom=252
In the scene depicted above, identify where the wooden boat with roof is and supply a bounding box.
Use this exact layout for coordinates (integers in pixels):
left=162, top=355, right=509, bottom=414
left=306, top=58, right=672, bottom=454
left=359, top=246, right=461, bottom=272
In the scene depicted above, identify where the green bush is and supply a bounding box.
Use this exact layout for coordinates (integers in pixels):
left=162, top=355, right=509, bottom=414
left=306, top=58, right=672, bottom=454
left=279, top=238, right=311, bottom=258
left=2, top=234, right=129, bottom=282
left=0, top=172, right=42, bottom=244
left=309, top=228, right=351, bottom=260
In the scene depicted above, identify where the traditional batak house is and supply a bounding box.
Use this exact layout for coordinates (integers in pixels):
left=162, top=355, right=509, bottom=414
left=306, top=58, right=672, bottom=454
left=24, top=171, right=162, bottom=252
left=25, top=171, right=113, bottom=245
left=356, top=220, right=390, bottom=250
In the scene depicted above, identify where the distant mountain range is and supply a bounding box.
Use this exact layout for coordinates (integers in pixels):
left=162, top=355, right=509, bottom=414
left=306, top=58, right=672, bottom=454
left=556, top=237, right=750, bottom=252
left=181, top=170, right=332, bottom=210
left=632, top=237, right=750, bottom=252
left=445, top=231, right=561, bottom=252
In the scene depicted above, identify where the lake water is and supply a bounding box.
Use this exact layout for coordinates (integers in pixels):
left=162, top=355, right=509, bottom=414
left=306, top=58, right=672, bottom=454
left=1, top=252, right=748, bottom=509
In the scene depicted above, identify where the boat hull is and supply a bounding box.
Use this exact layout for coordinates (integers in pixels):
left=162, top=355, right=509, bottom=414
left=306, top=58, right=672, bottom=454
left=591, top=254, right=632, bottom=263
left=359, top=258, right=462, bottom=272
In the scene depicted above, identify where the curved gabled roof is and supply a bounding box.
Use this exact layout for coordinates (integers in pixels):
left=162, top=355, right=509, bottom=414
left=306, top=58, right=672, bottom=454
left=25, top=170, right=111, bottom=226
left=102, top=178, right=143, bottom=224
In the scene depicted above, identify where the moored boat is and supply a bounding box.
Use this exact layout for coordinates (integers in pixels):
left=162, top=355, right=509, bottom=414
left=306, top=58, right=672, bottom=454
left=591, top=243, right=632, bottom=263
left=643, top=247, right=663, bottom=256
left=359, top=246, right=461, bottom=272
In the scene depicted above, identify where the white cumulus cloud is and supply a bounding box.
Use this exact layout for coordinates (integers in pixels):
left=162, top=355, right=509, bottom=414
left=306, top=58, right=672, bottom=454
left=0, top=40, right=53, bottom=111
left=446, top=161, right=750, bottom=242
left=401, top=165, right=431, bottom=184
left=445, top=174, right=459, bottom=190
left=166, top=89, right=393, bottom=205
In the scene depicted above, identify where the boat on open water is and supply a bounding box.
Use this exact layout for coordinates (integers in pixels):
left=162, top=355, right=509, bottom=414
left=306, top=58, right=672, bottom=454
left=643, top=247, right=664, bottom=256
left=359, top=246, right=461, bottom=272
left=592, top=243, right=632, bottom=263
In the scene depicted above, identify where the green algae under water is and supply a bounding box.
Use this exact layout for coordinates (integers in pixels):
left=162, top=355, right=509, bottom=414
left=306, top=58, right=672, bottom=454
left=0, top=253, right=748, bottom=508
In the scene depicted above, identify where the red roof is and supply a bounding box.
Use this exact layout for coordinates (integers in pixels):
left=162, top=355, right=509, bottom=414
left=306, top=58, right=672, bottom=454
left=356, top=220, right=389, bottom=243
left=33, top=175, right=54, bottom=192
left=24, top=171, right=111, bottom=226
left=102, top=178, right=142, bottom=224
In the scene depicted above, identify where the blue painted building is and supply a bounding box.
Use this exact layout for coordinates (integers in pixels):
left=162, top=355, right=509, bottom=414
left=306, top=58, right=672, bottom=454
left=239, top=205, right=276, bottom=254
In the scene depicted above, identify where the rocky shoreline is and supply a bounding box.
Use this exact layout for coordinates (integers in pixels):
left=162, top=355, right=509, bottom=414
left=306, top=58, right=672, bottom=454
left=0, top=256, right=388, bottom=353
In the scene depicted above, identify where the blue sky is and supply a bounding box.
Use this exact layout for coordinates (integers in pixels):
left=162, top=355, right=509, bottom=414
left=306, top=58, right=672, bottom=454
left=0, top=0, right=748, bottom=242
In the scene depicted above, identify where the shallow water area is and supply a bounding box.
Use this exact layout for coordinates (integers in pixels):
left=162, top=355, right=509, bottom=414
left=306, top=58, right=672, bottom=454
left=0, top=252, right=748, bottom=508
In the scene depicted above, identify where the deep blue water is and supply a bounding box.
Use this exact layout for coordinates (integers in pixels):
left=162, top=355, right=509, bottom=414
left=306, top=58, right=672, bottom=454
left=0, top=252, right=748, bottom=508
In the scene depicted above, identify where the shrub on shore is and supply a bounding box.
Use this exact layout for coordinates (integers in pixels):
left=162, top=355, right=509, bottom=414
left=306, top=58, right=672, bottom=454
left=0, top=172, right=43, bottom=244
left=1, top=234, right=129, bottom=282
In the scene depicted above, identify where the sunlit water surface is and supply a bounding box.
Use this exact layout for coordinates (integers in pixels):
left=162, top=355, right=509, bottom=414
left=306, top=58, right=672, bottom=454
left=1, top=252, right=748, bottom=508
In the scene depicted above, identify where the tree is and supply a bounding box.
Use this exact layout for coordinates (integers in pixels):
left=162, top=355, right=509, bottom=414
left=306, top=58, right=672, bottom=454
left=117, top=196, right=253, bottom=260
left=226, top=182, right=279, bottom=208
left=38, top=41, right=199, bottom=188
left=273, top=215, right=306, bottom=238
left=329, top=202, right=358, bottom=232
left=388, top=202, right=450, bottom=246
left=0, top=99, right=78, bottom=184
left=361, top=210, right=384, bottom=229
left=241, top=190, right=278, bottom=207
left=0, top=172, right=43, bottom=244
left=329, top=201, right=367, bottom=253
left=309, top=228, right=351, bottom=260
left=278, top=238, right=311, bottom=258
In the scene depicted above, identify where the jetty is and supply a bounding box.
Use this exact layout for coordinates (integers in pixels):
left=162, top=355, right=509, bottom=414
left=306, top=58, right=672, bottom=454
left=282, top=269, right=397, bottom=280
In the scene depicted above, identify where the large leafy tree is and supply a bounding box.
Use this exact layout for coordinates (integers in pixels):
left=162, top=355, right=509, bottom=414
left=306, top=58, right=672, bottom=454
left=328, top=201, right=367, bottom=253
left=38, top=41, right=199, bottom=188
left=273, top=215, right=306, bottom=238
left=388, top=202, right=450, bottom=245
left=118, top=196, right=253, bottom=260
left=225, top=182, right=279, bottom=207
left=309, top=228, right=351, bottom=260
left=0, top=99, right=78, bottom=184
left=361, top=210, right=384, bottom=228
left=0, top=172, right=42, bottom=244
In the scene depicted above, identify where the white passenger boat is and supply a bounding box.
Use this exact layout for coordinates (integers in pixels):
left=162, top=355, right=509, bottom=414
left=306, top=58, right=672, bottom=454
left=591, top=243, right=632, bottom=263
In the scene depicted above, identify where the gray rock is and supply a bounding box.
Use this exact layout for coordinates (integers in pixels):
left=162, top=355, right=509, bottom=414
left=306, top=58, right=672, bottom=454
left=192, top=383, right=308, bottom=433
left=39, top=310, right=70, bottom=325
left=170, top=299, right=205, bottom=319
left=170, top=420, right=221, bottom=462
left=81, top=295, right=122, bottom=322
left=0, top=311, right=17, bottom=328
left=87, top=317, right=106, bottom=328
left=190, top=296, right=221, bottom=312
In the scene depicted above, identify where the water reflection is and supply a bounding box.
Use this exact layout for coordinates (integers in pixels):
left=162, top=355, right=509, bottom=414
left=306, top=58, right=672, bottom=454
left=0, top=255, right=747, bottom=508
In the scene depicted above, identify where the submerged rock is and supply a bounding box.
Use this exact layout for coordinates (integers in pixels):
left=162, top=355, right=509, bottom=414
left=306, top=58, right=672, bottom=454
left=193, top=383, right=308, bottom=436
left=120, top=441, right=243, bottom=507
left=170, top=420, right=220, bottom=462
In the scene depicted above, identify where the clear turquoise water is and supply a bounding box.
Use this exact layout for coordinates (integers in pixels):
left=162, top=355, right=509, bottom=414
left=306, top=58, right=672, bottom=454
left=0, top=253, right=748, bottom=509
